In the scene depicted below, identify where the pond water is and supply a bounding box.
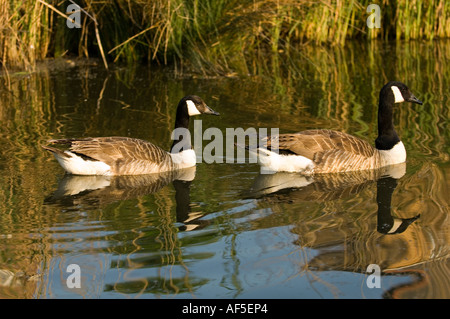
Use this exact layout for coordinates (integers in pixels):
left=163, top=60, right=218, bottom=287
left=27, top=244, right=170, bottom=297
left=0, top=41, right=448, bottom=299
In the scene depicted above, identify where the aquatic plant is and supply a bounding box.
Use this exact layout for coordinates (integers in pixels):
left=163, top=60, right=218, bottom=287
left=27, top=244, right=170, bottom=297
left=1, top=0, right=450, bottom=75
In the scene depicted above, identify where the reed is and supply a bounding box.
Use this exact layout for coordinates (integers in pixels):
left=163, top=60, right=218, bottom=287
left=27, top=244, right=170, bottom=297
left=0, top=0, right=52, bottom=70
left=1, top=0, right=450, bottom=75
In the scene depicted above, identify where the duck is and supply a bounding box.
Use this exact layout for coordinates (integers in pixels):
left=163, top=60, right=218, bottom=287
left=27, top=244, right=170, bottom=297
left=42, top=95, right=219, bottom=175
left=251, top=81, right=422, bottom=174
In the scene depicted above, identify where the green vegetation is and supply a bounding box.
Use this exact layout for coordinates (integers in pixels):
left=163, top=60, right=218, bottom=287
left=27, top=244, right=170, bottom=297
left=1, top=0, right=450, bottom=75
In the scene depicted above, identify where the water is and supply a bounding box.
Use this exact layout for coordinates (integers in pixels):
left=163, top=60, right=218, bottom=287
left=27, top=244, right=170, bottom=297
left=0, top=41, right=448, bottom=299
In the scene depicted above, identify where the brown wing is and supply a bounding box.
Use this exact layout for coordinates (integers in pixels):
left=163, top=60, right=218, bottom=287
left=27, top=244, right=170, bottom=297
left=48, top=137, right=173, bottom=174
left=265, top=129, right=376, bottom=160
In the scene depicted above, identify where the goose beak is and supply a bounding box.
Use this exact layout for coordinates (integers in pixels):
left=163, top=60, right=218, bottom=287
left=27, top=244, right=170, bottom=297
left=407, top=94, right=423, bottom=105
left=204, top=105, right=220, bottom=116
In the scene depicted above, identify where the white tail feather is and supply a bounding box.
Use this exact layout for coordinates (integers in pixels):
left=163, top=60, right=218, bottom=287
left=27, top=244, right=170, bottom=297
left=256, top=148, right=314, bottom=174
left=53, top=151, right=112, bottom=175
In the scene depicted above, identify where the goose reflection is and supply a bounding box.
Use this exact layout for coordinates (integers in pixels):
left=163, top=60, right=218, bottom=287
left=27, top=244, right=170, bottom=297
left=245, top=162, right=420, bottom=234
left=376, top=175, right=420, bottom=234
left=44, top=166, right=206, bottom=231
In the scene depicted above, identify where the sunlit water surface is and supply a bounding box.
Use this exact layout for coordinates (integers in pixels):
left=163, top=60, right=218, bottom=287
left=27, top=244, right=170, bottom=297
left=0, top=41, right=448, bottom=299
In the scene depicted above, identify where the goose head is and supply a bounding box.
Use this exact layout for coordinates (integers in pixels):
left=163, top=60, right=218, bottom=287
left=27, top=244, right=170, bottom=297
left=382, top=81, right=423, bottom=105
left=171, top=95, right=219, bottom=153
left=181, top=95, right=220, bottom=117
left=376, top=81, right=422, bottom=152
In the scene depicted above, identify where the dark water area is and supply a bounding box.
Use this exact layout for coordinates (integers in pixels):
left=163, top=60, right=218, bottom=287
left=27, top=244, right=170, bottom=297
left=0, top=41, right=448, bottom=299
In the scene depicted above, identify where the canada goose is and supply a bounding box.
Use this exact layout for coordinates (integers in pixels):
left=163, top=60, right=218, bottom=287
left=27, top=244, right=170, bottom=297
left=252, top=81, right=422, bottom=174
left=42, top=95, right=219, bottom=175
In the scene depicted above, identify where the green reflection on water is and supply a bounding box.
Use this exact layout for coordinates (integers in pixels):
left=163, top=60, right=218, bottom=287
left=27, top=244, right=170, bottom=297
left=0, top=41, right=448, bottom=299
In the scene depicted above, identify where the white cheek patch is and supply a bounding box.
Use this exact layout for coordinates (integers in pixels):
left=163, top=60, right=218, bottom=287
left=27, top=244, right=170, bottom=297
left=391, top=86, right=405, bottom=103
left=186, top=100, right=201, bottom=116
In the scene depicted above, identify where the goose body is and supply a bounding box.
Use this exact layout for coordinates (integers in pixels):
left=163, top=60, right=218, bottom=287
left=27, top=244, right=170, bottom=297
left=43, top=95, right=219, bottom=176
left=253, top=81, right=422, bottom=174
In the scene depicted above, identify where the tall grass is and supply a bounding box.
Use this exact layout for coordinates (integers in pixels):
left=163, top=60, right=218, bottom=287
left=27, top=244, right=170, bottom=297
left=0, top=0, right=52, bottom=70
left=1, top=0, right=450, bottom=75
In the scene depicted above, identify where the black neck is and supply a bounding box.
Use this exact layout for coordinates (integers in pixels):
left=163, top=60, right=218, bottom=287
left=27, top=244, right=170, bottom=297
left=375, top=97, right=400, bottom=150
left=170, top=102, right=192, bottom=153
left=376, top=176, right=397, bottom=234
left=376, top=176, right=420, bottom=234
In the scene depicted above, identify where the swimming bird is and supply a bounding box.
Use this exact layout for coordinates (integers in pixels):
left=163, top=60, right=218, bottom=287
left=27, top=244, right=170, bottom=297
left=251, top=81, right=422, bottom=174
left=43, top=95, right=219, bottom=175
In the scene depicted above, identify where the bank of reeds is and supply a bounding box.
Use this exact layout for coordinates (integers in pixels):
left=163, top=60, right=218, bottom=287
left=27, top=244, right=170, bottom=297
left=1, top=0, right=450, bottom=75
